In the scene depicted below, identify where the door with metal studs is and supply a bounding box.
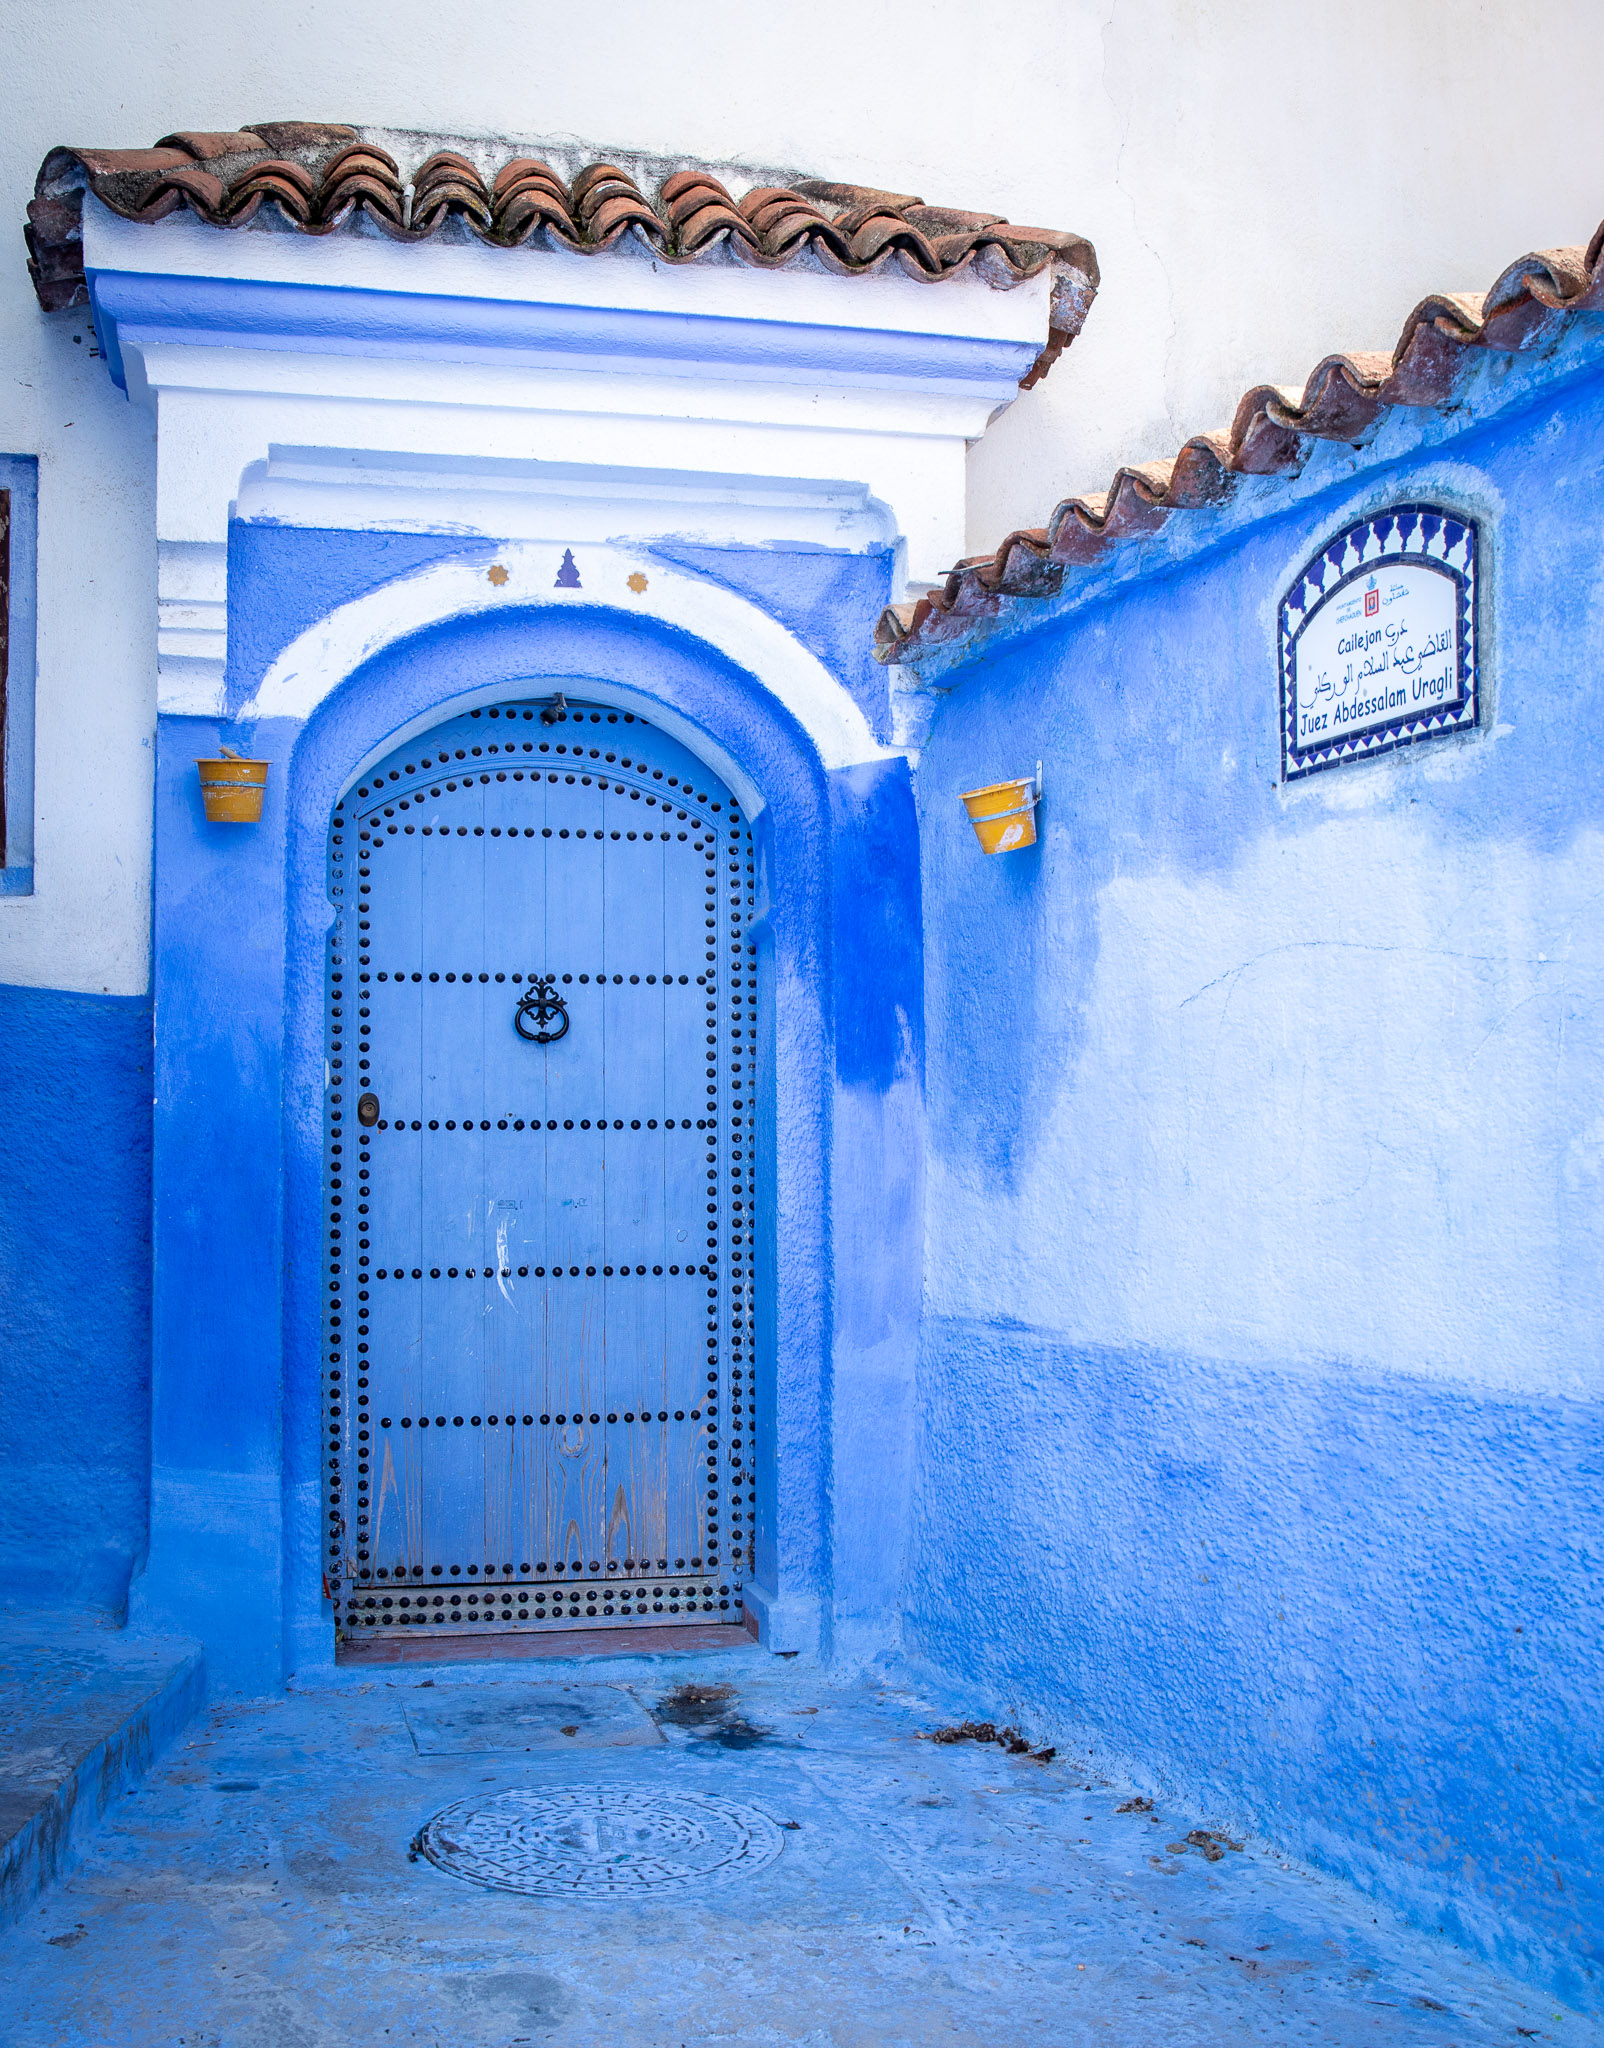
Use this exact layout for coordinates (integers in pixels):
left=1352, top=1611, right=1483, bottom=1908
left=323, top=696, right=758, bottom=1641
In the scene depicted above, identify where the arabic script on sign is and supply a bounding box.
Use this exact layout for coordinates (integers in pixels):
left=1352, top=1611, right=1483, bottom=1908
left=1290, top=561, right=1459, bottom=751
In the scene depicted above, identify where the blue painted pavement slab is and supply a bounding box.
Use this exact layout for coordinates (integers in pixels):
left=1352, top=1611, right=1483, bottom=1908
left=0, top=1645, right=1590, bottom=2046
left=0, top=1608, right=203, bottom=1928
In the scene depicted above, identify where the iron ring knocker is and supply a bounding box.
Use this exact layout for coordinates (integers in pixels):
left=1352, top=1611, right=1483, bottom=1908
left=514, top=978, right=570, bottom=1045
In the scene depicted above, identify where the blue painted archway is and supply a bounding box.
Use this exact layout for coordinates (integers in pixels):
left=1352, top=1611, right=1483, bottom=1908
left=137, top=575, right=924, bottom=1693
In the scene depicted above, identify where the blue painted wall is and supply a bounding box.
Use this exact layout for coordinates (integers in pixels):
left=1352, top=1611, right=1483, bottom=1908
left=649, top=542, right=898, bottom=746
left=0, top=983, right=152, bottom=1611
left=224, top=523, right=490, bottom=711
left=909, top=364, right=1604, bottom=2010
left=131, top=714, right=295, bottom=1688
left=131, top=515, right=924, bottom=1687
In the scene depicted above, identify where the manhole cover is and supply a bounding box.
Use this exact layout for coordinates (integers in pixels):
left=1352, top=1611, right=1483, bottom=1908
left=415, top=1786, right=786, bottom=1898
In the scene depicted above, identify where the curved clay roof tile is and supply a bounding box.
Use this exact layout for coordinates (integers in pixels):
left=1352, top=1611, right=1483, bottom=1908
left=64, top=145, right=197, bottom=178
left=230, top=157, right=319, bottom=201
left=139, top=165, right=230, bottom=214
left=675, top=204, right=749, bottom=257
left=584, top=191, right=668, bottom=247
left=243, top=122, right=361, bottom=154
left=845, top=217, right=939, bottom=270
left=1265, top=355, right=1390, bottom=439
left=413, top=151, right=488, bottom=189
left=926, top=233, right=992, bottom=270
left=658, top=169, right=735, bottom=206
left=320, top=142, right=403, bottom=185
left=822, top=200, right=909, bottom=238
left=410, top=156, right=494, bottom=230
left=659, top=176, right=747, bottom=243
left=742, top=200, right=830, bottom=247
left=492, top=158, right=567, bottom=198
left=569, top=162, right=637, bottom=206
left=313, top=171, right=407, bottom=236
left=991, top=533, right=1062, bottom=600
left=153, top=130, right=268, bottom=160
left=223, top=163, right=323, bottom=227
left=987, top=224, right=1088, bottom=260
left=494, top=191, right=577, bottom=243
left=903, top=205, right=1006, bottom=234
left=738, top=186, right=821, bottom=220
left=1160, top=433, right=1239, bottom=509
left=791, top=178, right=925, bottom=211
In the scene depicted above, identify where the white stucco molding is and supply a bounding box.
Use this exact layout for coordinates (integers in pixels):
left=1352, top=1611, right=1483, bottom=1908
left=130, top=341, right=983, bottom=583
left=84, top=196, right=1042, bottom=592
left=82, top=193, right=1051, bottom=730
left=241, top=541, right=895, bottom=776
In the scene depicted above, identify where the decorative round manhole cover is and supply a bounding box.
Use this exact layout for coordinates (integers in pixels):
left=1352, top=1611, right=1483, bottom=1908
left=415, top=1786, right=786, bottom=1898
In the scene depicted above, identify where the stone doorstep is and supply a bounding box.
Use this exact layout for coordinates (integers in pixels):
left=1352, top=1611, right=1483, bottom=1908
left=0, top=1611, right=205, bottom=1927
left=336, top=1614, right=759, bottom=1667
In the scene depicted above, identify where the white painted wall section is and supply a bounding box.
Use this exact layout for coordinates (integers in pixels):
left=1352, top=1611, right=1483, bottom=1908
left=5, top=0, right=1604, bottom=995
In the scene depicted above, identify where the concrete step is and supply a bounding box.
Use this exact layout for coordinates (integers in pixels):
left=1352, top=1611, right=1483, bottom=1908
left=0, top=1607, right=203, bottom=1925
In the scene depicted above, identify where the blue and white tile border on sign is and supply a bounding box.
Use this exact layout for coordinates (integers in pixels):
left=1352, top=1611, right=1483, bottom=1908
left=1278, top=502, right=1479, bottom=781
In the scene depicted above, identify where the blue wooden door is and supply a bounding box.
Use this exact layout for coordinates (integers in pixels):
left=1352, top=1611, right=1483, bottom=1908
left=323, top=698, right=756, bottom=1641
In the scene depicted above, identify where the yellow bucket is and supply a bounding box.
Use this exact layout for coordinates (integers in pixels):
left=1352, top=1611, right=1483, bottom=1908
left=960, top=773, right=1039, bottom=855
left=196, top=755, right=269, bottom=824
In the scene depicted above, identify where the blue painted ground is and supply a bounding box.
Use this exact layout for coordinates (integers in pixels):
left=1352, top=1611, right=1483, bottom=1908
left=0, top=1609, right=201, bottom=1926
left=2, top=1645, right=1591, bottom=2047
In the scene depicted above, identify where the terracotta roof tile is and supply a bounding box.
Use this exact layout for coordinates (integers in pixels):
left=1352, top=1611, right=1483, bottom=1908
left=25, top=124, right=1098, bottom=387
left=876, top=222, right=1604, bottom=664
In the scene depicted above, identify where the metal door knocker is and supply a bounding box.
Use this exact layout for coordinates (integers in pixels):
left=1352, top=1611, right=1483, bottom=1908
left=514, top=978, right=570, bottom=1044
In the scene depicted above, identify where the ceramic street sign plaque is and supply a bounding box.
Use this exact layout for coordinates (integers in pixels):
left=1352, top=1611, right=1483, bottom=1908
left=1279, top=503, right=1478, bottom=779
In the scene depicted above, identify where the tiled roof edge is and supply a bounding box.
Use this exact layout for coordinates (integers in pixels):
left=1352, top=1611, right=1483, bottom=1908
left=876, top=219, right=1604, bottom=665
left=24, top=124, right=1098, bottom=388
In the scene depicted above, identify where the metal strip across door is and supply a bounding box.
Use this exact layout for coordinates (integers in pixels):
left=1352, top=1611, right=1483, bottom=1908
left=322, top=697, right=757, bottom=1640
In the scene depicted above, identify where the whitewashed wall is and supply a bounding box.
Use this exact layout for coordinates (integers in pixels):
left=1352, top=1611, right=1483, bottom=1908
left=4, top=0, right=1603, bottom=995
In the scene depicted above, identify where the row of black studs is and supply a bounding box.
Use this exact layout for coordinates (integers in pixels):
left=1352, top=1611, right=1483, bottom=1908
left=363, top=1558, right=719, bottom=1583
left=358, top=775, right=717, bottom=821
left=363, top=1124, right=709, bottom=1137
left=375, top=1409, right=708, bottom=1427
left=353, top=703, right=720, bottom=807
left=724, top=811, right=758, bottom=1578
left=343, top=1588, right=738, bottom=1626
left=366, top=1263, right=705, bottom=1278
left=366, top=824, right=700, bottom=839
left=369, top=971, right=702, bottom=984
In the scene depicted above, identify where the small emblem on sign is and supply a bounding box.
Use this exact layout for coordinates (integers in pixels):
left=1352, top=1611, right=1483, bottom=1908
left=1279, top=504, right=1478, bottom=780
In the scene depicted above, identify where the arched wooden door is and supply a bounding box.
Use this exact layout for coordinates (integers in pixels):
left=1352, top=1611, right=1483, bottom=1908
left=322, top=696, right=757, bottom=1643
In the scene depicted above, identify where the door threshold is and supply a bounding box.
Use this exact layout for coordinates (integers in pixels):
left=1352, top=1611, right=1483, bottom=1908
left=336, top=1616, right=758, bottom=1667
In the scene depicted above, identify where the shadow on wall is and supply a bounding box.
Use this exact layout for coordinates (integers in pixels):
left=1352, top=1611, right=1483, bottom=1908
left=0, top=983, right=153, bottom=1613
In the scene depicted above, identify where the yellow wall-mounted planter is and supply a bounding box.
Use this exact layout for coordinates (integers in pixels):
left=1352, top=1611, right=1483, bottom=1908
left=196, top=753, right=269, bottom=824
left=960, top=765, right=1041, bottom=854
